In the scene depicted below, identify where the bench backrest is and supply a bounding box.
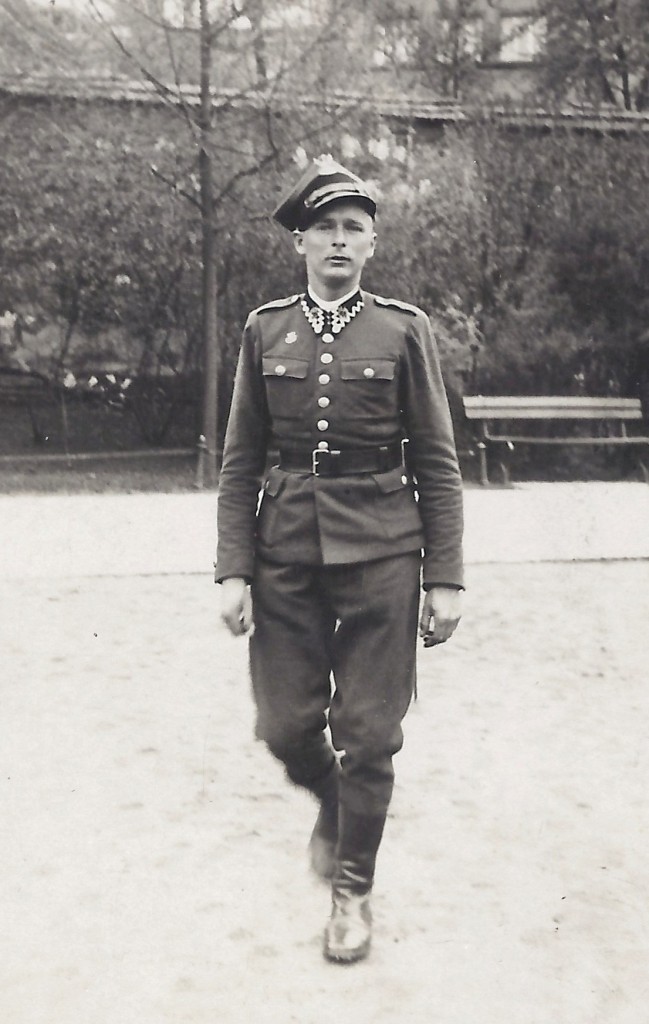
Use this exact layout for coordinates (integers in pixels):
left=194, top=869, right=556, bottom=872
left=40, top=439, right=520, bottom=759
left=0, top=369, right=49, bottom=398
left=463, top=396, right=643, bottom=421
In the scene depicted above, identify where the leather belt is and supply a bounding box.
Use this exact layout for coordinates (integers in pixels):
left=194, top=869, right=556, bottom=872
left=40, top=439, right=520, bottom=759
left=278, top=441, right=406, bottom=477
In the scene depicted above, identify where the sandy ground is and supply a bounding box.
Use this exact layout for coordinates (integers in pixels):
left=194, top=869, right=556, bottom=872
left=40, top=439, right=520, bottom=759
left=1, top=482, right=649, bottom=579
left=2, top=557, right=649, bottom=1024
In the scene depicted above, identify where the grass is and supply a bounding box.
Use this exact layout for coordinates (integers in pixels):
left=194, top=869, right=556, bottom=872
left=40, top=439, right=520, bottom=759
left=0, top=397, right=204, bottom=493
left=0, top=452, right=204, bottom=494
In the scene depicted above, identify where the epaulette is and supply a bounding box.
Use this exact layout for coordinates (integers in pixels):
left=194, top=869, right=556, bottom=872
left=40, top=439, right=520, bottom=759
left=373, top=295, right=420, bottom=316
left=254, top=294, right=301, bottom=314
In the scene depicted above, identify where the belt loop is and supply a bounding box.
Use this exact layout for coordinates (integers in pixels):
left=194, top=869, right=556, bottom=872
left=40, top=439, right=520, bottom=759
left=378, top=445, right=389, bottom=472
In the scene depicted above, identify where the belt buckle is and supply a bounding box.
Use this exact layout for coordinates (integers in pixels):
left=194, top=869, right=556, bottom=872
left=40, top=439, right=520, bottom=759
left=311, top=448, right=340, bottom=476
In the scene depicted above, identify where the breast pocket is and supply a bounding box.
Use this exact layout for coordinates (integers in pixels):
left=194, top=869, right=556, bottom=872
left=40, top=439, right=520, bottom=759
left=340, top=357, right=398, bottom=420
left=262, top=356, right=309, bottom=419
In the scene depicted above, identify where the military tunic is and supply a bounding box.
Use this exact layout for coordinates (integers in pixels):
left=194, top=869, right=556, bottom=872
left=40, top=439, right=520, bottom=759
left=215, top=291, right=464, bottom=587
left=215, top=290, right=464, bottom=815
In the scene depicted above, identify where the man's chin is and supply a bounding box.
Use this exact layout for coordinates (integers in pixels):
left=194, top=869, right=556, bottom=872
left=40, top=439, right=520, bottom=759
left=320, top=266, right=355, bottom=287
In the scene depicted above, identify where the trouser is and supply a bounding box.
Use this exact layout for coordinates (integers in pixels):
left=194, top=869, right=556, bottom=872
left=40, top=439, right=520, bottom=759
left=249, top=552, right=421, bottom=816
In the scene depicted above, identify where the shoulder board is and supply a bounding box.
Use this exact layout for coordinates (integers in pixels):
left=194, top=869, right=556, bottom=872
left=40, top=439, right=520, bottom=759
left=373, top=295, right=421, bottom=316
left=254, top=294, right=301, bottom=314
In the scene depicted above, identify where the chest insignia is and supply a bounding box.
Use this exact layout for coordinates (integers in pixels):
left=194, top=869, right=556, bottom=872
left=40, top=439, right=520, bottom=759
left=300, top=295, right=364, bottom=336
left=284, top=331, right=298, bottom=345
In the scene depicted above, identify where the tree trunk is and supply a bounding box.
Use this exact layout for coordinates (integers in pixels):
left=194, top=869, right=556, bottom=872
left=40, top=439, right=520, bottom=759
left=196, top=0, right=220, bottom=489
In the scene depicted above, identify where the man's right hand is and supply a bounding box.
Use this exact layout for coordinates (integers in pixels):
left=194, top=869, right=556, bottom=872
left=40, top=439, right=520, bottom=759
left=220, top=577, right=254, bottom=637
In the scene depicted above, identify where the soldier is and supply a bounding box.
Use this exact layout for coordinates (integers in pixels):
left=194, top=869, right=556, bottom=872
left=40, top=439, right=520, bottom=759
left=216, top=155, right=464, bottom=963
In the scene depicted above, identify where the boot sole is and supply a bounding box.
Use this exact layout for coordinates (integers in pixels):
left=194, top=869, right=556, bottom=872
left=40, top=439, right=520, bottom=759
left=323, top=938, right=371, bottom=964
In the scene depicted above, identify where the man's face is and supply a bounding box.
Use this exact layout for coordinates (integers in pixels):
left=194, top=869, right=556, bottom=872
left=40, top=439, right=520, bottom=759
left=293, top=200, right=376, bottom=298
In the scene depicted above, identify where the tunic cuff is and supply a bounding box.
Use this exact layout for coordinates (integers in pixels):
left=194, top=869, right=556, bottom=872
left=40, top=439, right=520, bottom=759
left=423, top=582, right=464, bottom=591
left=422, top=559, right=464, bottom=591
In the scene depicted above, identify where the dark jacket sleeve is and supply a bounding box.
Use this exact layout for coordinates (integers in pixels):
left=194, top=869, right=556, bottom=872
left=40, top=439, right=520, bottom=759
left=400, top=311, right=464, bottom=589
left=214, top=313, right=270, bottom=582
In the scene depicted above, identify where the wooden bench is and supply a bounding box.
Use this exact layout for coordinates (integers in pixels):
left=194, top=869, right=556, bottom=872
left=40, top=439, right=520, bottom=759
left=0, top=367, right=52, bottom=444
left=463, top=395, right=649, bottom=485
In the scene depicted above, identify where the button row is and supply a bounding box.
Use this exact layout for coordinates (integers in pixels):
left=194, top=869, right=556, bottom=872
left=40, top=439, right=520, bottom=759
left=318, top=335, right=331, bottom=428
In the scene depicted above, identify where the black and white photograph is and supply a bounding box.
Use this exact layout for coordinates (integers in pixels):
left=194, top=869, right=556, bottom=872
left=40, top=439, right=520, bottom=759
left=2, top=2, right=649, bottom=1022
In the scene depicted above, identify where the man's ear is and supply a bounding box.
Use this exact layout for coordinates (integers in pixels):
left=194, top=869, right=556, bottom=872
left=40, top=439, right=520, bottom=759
left=293, top=230, right=305, bottom=255
left=368, top=231, right=377, bottom=259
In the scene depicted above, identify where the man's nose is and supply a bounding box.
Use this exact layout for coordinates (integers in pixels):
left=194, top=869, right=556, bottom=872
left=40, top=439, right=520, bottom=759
left=332, top=226, right=347, bottom=245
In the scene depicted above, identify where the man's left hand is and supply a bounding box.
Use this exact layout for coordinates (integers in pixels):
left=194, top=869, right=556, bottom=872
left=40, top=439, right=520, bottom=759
left=419, top=586, right=463, bottom=648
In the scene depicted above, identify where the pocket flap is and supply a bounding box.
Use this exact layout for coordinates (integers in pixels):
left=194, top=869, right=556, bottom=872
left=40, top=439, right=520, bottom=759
left=262, top=356, right=309, bottom=380
left=341, top=358, right=396, bottom=381
left=373, top=466, right=409, bottom=493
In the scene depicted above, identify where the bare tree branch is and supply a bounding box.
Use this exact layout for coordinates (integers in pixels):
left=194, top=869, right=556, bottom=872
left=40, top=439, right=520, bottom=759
left=87, top=0, right=203, bottom=128
left=150, top=163, right=202, bottom=208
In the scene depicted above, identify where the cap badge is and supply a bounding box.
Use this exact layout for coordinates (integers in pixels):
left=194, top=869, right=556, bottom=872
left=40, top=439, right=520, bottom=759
left=284, top=331, right=298, bottom=345
left=314, top=153, right=337, bottom=174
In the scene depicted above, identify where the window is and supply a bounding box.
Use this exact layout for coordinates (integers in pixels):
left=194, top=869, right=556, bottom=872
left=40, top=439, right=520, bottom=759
left=498, top=15, right=545, bottom=64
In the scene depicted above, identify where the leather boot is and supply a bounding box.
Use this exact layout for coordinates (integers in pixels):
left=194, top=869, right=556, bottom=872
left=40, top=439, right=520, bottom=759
left=324, top=806, right=387, bottom=964
left=307, top=761, right=340, bottom=881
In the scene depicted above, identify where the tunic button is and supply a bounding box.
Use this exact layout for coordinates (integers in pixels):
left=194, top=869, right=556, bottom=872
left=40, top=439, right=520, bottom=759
left=322, top=332, right=334, bottom=344
left=318, top=373, right=330, bottom=385
left=363, top=366, right=375, bottom=378
left=274, top=364, right=286, bottom=376
left=317, top=419, right=329, bottom=431
left=320, top=352, right=333, bottom=364
left=318, top=396, right=330, bottom=408
left=401, top=475, right=408, bottom=485
left=317, top=441, right=329, bottom=450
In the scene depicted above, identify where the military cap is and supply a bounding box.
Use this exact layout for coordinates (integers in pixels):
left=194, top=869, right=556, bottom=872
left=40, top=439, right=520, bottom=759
left=272, top=154, right=377, bottom=232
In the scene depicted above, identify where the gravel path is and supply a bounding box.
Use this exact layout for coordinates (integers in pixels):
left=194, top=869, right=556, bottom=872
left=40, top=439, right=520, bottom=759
left=2, top=560, right=648, bottom=1024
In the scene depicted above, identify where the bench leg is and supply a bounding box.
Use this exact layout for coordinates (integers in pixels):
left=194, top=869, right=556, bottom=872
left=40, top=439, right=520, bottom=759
left=498, top=461, right=511, bottom=487
left=477, top=442, right=489, bottom=486
left=26, top=402, right=47, bottom=445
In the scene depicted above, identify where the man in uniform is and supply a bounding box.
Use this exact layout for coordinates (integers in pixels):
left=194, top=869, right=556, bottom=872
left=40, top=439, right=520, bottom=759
left=216, top=155, right=464, bottom=963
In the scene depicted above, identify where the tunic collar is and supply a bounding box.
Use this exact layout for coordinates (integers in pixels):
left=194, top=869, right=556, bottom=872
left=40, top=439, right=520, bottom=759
left=301, top=288, right=364, bottom=336
left=307, top=285, right=360, bottom=312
